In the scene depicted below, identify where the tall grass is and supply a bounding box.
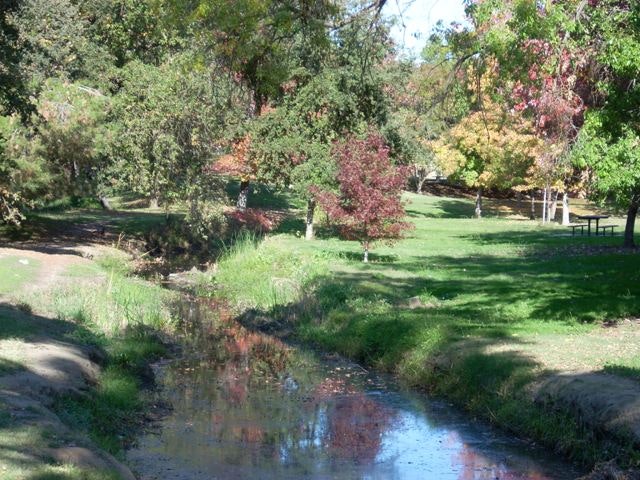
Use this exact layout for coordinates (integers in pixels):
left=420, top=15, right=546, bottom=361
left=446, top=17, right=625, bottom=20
left=24, top=253, right=176, bottom=335
left=215, top=232, right=332, bottom=311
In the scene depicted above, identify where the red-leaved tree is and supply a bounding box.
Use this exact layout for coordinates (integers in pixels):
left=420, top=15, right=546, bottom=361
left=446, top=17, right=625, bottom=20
left=313, top=133, right=412, bottom=262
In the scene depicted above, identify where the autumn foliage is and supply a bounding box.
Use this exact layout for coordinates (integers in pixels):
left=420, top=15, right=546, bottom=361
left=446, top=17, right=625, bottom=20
left=313, top=133, right=412, bottom=262
left=210, top=135, right=254, bottom=181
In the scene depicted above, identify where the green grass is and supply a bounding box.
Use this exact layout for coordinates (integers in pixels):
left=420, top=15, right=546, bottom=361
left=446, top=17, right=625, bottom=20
left=55, top=328, right=166, bottom=453
left=213, top=191, right=640, bottom=467
left=0, top=407, right=120, bottom=480
left=0, top=256, right=41, bottom=294
left=604, top=357, right=640, bottom=380
left=0, top=249, right=175, bottom=475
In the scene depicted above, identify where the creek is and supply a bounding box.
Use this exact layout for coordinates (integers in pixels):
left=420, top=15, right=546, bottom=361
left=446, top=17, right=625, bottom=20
left=126, top=297, right=582, bottom=479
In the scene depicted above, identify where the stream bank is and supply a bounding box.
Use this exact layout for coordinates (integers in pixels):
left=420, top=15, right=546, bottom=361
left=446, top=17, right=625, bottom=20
left=0, top=245, right=174, bottom=480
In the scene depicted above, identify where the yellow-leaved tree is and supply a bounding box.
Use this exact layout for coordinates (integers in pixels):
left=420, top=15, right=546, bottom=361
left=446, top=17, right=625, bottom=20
left=432, top=98, right=542, bottom=218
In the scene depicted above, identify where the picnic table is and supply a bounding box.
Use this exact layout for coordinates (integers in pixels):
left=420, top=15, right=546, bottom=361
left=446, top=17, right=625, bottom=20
left=577, top=214, right=609, bottom=236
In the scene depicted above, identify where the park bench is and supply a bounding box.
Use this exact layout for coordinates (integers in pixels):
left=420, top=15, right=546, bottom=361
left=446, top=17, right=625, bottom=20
left=568, top=224, right=588, bottom=236
left=596, top=224, right=618, bottom=236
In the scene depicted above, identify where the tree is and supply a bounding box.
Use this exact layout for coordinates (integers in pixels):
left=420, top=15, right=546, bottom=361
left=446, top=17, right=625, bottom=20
left=574, top=124, right=640, bottom=248
left=434, top=96, right=542, bottom=218
left=244, top=11, right=393, bottom=238
left=110, top=55, right=245, bottom=209
left=247, top=68, right=371, bottom=239
left=568, top=0, right=640, bottom=246
left=0, top=115, right=52, bottom=224
left=313, top=133, right=411, bottom=262
left=440, top=1, right=587, bottom=222
left=6, top=0, right=93, bottom=88
left=170, top=0, right=391, bottom=211
left=77, top=0, right=181, bottom=68
left=33, top=79, right=111, bottom=203
left=0, top=0, right=29, bottom=116
left=381, top=61, right=435, bottom=193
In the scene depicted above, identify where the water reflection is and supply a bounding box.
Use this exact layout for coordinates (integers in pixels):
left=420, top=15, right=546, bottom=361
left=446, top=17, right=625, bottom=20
left=127, top=300, right=579, bottom=479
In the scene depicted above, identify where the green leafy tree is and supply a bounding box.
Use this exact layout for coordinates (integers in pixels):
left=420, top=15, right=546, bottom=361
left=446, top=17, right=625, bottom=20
left=33, top=79, right=112, bottom=204
left=77, top=0, right=182, bottom=67
left=169, top=0, right=338, bottom=111
left=0, top=0, right=29, bottom=116
left=247, top=21, right=392, bottom=239
left=0, top=115, right=52, bottom=224
left=110, top=54, right=244, bottom=209
left=568, top=0, right=640, bottom=246
left=7, top=0, right=90, bottom=86
left=381, top=52, right=470, bottom=193
left=574, top=121, right=640, bottom=248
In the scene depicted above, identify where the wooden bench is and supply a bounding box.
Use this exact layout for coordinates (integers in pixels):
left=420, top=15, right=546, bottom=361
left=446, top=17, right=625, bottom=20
left=568, top=224, right=588, bottom=236
left=596, top=224, right=618, bottom=236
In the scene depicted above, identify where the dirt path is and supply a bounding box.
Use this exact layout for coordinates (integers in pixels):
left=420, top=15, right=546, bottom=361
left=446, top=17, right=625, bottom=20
left=0, top=246, right=94, bottom=291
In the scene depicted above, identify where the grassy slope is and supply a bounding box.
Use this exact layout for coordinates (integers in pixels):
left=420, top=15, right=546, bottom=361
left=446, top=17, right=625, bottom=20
left=0, top=248, right=175, bottom=479
left=214, top=192, right=640, bottom=467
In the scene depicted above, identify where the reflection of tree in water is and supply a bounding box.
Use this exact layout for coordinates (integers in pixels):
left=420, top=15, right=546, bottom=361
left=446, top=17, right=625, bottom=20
left=217, top=320, right=290, bottom=406
left=135, top=302, right=573, bottom=478
left=310, top=376, right=394, bottom=464
left=325, top=392, right=392, bottom=464
left=451, top=438, right=553, bottom=480
left=176, top=307, right=396, bottom=470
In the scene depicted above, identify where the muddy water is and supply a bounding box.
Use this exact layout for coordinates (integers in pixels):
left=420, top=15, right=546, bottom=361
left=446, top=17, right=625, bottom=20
left=127, top=300, right=581, bottom=480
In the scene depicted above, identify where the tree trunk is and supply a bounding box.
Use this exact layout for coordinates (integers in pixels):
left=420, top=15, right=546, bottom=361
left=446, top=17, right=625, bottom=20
left=549, top=190, right=559, bottom=221
left=149, top=197, right=159, bottom=209
left=475, top=188, right=483, bottom=218
left=305, top=199, right=316, bottom=241
left=542, top=187, right=548, bottom=224
left=624, top=202, right=638, bottom=248
left=416, top=177, right=426, bottom=194
left=71, top=160, right=79, bottom=180
left=237, top=180, right=250, bottom=211
left=530, top=192, right=536, bottom=220
left=98, top=196, right=112, bottom=211
left=363, top=243, right=369, bottom=263
left=562, top=193, right=570, bottom=226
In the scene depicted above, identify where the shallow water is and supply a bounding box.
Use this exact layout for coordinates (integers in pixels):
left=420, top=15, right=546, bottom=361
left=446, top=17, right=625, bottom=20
left=127, top=300, right=581, bottom=480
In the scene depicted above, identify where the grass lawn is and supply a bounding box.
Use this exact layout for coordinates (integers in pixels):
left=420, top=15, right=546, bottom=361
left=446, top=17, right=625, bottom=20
left=213, top=191, right=640, bottom=466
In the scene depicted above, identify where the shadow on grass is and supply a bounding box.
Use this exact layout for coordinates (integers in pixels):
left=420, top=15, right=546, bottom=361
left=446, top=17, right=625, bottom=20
left=406, top=199, right=476, bottom=219
left=0, top=209, right=173, bottom=250
left=462, top=228, right=635, bottom=252
left=274, top=217, right=306, bottom=235
left=0, top=304, right=83, bottom=341
left=234, top=240, right=640, bottom=371
left=407, top=198, right=537, bottom=219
